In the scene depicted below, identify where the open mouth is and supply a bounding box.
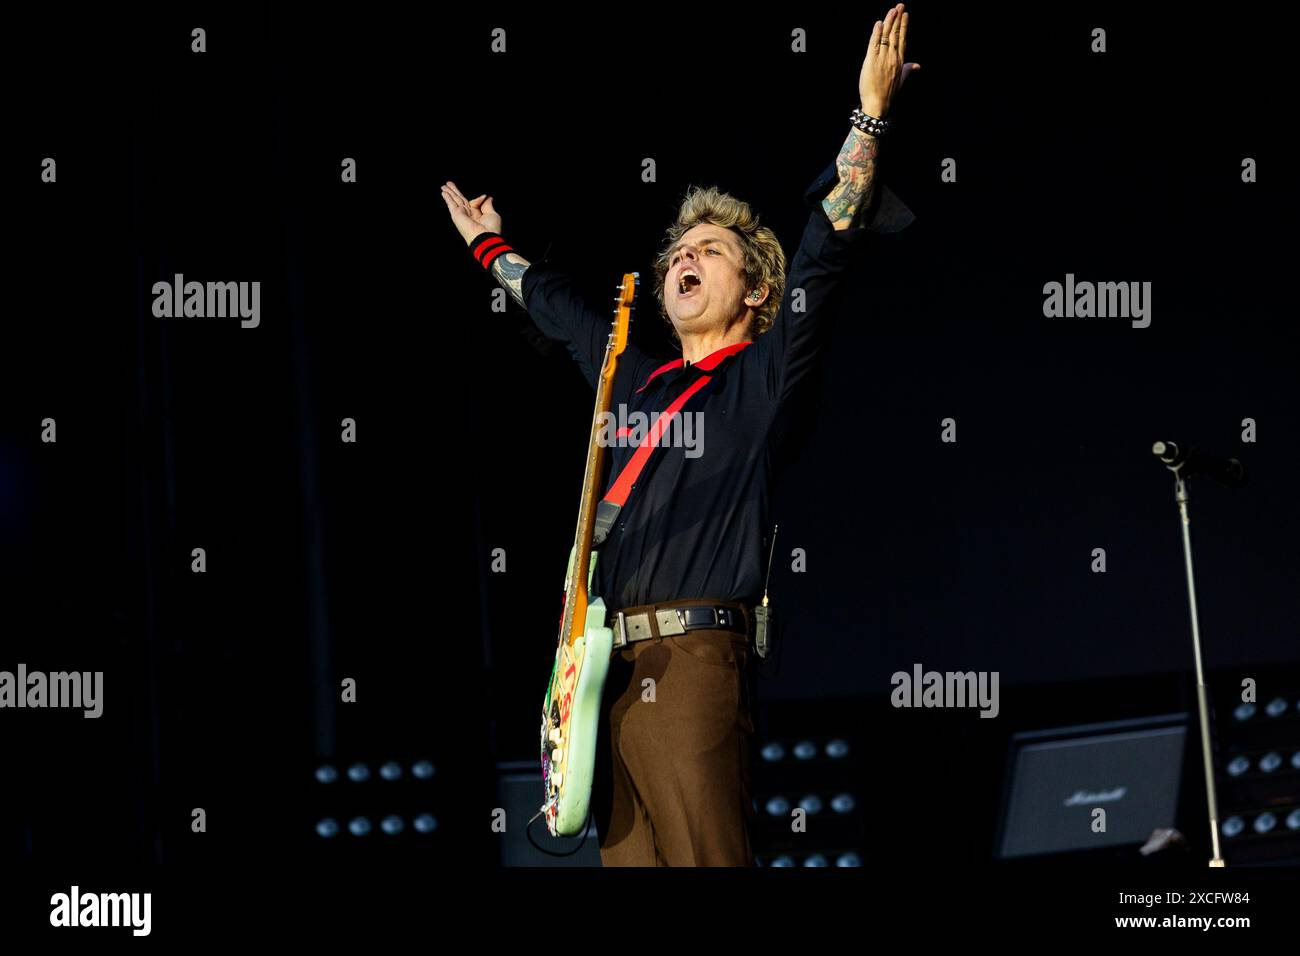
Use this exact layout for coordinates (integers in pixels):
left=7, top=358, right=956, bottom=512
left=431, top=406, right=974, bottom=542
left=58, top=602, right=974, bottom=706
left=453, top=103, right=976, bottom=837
left=677, top=270, right=701, bottom=297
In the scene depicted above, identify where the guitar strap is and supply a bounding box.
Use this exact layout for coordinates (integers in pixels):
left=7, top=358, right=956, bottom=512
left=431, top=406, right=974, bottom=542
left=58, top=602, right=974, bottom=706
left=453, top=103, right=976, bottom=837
left=591, top=342, right=751, bottom=547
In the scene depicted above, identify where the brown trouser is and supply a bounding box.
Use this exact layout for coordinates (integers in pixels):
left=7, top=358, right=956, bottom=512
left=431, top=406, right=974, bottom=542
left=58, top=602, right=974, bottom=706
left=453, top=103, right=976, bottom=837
left=591, top=617, right=758, bottom=866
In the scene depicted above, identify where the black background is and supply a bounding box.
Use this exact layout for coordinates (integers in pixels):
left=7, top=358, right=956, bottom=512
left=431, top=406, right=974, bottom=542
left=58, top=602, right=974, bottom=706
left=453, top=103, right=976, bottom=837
left=2, top=0, right=1294, bottom=935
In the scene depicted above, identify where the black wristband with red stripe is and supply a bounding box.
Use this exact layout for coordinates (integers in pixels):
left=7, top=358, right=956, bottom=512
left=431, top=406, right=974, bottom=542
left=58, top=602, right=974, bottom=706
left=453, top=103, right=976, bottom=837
left=470, top=231, right=515, bottom=271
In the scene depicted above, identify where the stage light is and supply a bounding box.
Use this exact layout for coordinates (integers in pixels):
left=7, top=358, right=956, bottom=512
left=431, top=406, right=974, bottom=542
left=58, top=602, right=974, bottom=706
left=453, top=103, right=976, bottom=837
left=347, top=763, right=370, bottom=783
left=1292, top=750, right=1300, bottom=770
left=802, top=854, right=829, bottom=867
left=348, top=817, right=372, bottom=836
left=1266, top=697, right=1288, bottom=717
left=798, top=794, right=825, bottom=815
left=1233, top=703, right=1256, bottom=722
left=830, top=793, right=856, bottom=814
left=413, top=814, right=438, bottom=834
left=315, top=764, right=338, bottom=784
left=412, top=760, right=436, bottom=779
left=836, top=852, right=863, bottom=867
left=1253, top=812, right=1277, bottom=834
left=380, top=815, right=404, bottom=835
left=768, top=856, right=795, bottom=867
left=750, top=712, right=866, bottom=863
left=1226, top=756, right=1251, bottom=777
left=764, top=796, right=791, bottom=817
left=380, top=761, right=402, bottom=781
left=315, top=818, right=339, bottom=838
left=1259, top=752, right=1283, bottom=773
left=1287, top=810, right=1300, bottom=831
left=1221, top=816, right=1245, bottom=837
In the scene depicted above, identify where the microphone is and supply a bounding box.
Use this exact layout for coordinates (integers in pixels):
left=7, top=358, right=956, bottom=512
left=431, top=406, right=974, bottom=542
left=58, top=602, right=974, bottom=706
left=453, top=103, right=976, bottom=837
left=1152, top=441, right=1247, bottom=488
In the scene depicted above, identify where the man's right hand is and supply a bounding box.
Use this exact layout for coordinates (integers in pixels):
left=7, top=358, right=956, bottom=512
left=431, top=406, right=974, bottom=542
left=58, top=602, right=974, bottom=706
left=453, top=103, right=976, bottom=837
left=441, top=180, right=502, bottom=245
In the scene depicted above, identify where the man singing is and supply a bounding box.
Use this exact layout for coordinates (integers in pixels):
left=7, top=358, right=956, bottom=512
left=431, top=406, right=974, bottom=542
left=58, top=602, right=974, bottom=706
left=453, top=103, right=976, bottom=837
left=443, top=4, right=918, bottom=866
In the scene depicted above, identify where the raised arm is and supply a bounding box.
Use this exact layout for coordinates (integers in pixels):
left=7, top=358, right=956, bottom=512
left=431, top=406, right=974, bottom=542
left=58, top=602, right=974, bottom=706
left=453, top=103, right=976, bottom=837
left=823, top=4, right=917, bottom=230
left=756, top=3, right=919, bottom=406
left=441, top=181, right=531, bottom=306
left=440, top=180, right=652, bottom=392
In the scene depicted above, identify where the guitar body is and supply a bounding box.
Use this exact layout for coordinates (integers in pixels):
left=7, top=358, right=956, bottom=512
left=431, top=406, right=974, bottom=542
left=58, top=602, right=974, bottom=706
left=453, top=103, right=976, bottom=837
left=537, top=272, right=639, bottom=840
left=540, top=550, right=612, bottom=837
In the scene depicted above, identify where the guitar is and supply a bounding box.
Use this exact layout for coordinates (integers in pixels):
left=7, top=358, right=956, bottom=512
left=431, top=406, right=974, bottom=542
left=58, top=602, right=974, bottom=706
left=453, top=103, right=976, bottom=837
left=539, top=271, right=639, bottom=838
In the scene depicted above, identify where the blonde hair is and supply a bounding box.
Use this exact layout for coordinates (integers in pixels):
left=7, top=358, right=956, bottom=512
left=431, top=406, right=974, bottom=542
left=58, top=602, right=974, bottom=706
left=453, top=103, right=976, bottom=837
left=652, top=185, right=786, bottom=340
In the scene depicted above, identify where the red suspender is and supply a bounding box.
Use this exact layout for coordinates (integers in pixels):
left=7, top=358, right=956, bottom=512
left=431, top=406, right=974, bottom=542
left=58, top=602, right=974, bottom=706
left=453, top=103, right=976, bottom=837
left=591, top=341, right=751, bottom=546
left=602, top=374, right=712, bottom=508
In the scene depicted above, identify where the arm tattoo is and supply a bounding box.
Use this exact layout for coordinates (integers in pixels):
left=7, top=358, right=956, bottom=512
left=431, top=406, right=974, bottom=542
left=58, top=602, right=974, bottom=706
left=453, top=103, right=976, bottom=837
left=490, top=251, right=531, bottom=309
left=821, top=127, right=880, bottom=230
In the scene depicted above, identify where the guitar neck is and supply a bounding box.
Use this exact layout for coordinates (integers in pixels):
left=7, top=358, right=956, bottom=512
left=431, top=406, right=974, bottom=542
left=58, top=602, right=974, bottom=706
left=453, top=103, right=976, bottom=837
left=558, top=273, right=637, bottom=647
left=563, top=371, right=617, bottom=625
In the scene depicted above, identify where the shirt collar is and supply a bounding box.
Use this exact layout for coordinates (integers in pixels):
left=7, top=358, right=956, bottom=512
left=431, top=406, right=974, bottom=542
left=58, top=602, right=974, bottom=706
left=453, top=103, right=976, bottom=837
left=635, top=340, right=752, bottom=394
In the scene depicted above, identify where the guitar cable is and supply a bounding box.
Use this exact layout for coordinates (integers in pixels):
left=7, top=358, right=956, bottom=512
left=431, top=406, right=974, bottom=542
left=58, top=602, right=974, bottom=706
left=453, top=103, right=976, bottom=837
left=524, top=806, right=595, bottom=858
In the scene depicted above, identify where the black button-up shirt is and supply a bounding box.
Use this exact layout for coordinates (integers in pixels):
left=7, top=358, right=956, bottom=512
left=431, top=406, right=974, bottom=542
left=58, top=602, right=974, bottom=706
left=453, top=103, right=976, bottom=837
left=521, top=161, right=913, bottom=611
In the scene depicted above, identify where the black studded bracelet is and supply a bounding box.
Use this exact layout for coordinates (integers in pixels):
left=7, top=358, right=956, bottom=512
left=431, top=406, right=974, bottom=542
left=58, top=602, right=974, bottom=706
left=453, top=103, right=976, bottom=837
left=850, top=107, right=889, bottom=137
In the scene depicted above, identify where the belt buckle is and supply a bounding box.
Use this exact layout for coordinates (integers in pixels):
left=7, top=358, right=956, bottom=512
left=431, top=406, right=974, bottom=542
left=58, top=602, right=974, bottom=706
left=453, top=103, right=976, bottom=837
left=654, top=607, right=687, bottom=637
left=690, top=606, right=723, bottom=629
left=614, top=611, right=628, bottom=649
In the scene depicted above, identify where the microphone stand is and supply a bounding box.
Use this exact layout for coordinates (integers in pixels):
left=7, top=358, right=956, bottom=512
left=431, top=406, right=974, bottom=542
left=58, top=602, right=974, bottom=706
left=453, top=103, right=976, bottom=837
left=1160, top=452, right=1226, bottom=867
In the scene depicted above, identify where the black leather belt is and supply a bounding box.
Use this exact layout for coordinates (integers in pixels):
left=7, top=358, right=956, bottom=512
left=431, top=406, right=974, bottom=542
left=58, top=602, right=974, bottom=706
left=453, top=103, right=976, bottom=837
left=610, top=600, right=750, bottom=651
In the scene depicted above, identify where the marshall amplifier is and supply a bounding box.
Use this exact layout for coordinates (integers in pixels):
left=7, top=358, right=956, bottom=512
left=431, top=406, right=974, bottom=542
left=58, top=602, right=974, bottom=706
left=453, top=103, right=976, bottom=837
left=995, top=714, right=1188, bottom=859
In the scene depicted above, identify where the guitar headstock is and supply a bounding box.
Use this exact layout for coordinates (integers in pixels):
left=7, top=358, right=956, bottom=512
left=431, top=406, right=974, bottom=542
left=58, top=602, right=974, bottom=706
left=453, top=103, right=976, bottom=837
left=602, top=272, right=638, bottom=372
